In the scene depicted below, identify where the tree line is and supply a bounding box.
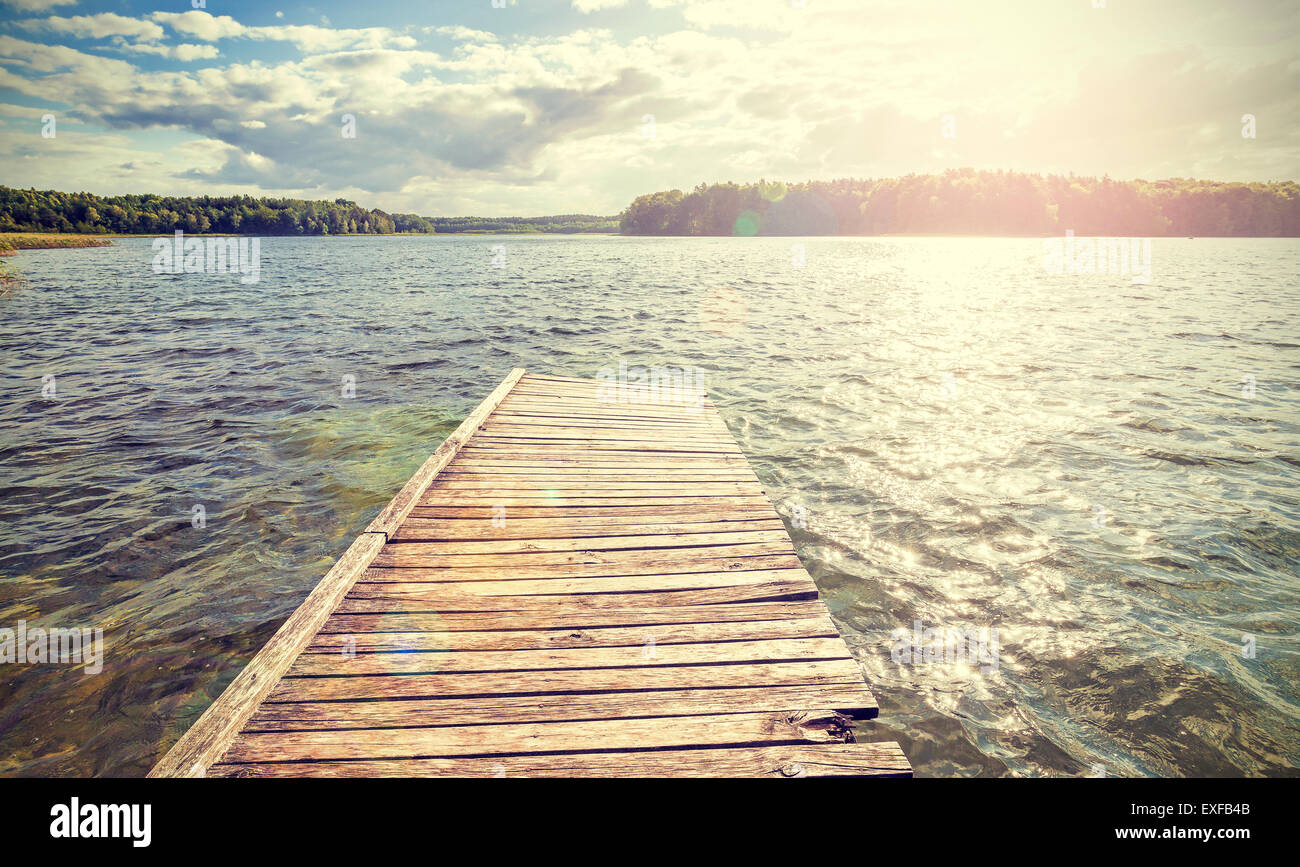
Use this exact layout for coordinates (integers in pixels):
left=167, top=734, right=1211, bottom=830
left=0, top=186, right=616, bottom=235
left=618, top=170, right=1300, bottom=236
left=430, top=215, right=617, bottom=233
left=0, top=187, right=411, bottom=235
left=6, top=171, right=1296, bottom=238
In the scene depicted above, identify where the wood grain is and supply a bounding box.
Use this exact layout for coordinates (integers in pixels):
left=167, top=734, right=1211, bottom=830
left=208, top=742, right=911, bottom=778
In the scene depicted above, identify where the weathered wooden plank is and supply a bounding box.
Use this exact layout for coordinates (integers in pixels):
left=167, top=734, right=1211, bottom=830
left=449, top=458, right=754, bottom=468
left=497, top=398, right=713, bottom=415
left=501, top=397, right=711, bottom=410
left=436, top=471, right=760, bottom=482
left=288, top=637, right=852, bottom=676
left=392, top=524, right=783, bottom=544
left=306, top=614, right=839, bottom=651
left=483, top=422, right=726, bottom=436
left=347, top=579, right=816, bottom=602
left=480, top=413, right=722, bottom=424
left=381, top=529, right=789, bottom=556
left=266, top=658, right=868, bottom=702
left=209, top=741, right=910, bottom=778
left=520, top=373, right=609, bottom=385
left=369, top=541, right=796, bottom=569
left=509, top=382, right=708, bottom=397
left=465, top=441, right=738, bottom=453
left=425, top=481, right=761, bottom=493
left=487, top=412, right=717, bottom=428
left=244, top=683, right=876, bottom=730
left=220, top=710, right=855, bottom=764
left=505, top=392, right=711, bottom=407
left=334, top=580, right=818, bottom=613
left=360, top=553, right=803, bottom=582
left=473, top=434, right=738, bottom=447
left=392, top=517, right=783, bottom=541
left=482, top=419, right=732, bottom=433
left=454, top=449, right=747, bottom=459
left=316, top=600, right=834, bottom=632
left=474, top=431, right=735, bottom=443
left=477, top=436, right=731, bottom=447
left=342, top=575, right=815, bottom=603
left=480, top=421, right=732, bottom=434
left=415, top=496, right=775, bottom=508
left=407, top=505, right=779, bottom=519
left=442, top=462, right=750, bottom=471
left=354, top=567, right=811, bottom=598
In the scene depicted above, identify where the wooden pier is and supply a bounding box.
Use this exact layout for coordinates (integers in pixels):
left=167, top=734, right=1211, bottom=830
left=151, top=370, right=910, bottom=778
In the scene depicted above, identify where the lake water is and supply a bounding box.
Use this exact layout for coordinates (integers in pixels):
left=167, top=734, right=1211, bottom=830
left=0, top=234, right=1297, bottom=777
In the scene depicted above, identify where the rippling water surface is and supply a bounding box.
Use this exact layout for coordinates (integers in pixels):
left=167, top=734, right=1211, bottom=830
left=0, top=235, right=1297, bottom=777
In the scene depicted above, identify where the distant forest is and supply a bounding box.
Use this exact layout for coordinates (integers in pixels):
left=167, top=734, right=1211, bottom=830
left=0, top=186, right=617, bottom=235
left=620, top=170, right=1300, bottom=236
left=3, top=170, right=1297, bottom=238
left=430, top=215, right=618, bottom=233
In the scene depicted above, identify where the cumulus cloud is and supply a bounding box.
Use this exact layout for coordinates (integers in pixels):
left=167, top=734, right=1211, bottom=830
left=175, top=64, right=663, bottom=193
left=13, top=10, right=221, bottom=63
left=149, top=10, right=417, bottom=52
left=115, top=41, right=222, bottom=62
left=429, top=25, right=499, bottom=42
left=247, top=25, right=417, bottom=52
left=149, top=11, right=246, bottom=42
left=18, top=14, right=166, bottom=42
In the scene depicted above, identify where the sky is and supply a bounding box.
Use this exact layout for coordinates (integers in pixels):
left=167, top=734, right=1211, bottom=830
left=0, top=0, right=1296, bottom=216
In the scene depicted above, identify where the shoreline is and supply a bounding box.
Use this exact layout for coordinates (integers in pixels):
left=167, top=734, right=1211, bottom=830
left=0, top=233, right=114, bottom=257
left=4, top=231, right=1296, bottom=245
